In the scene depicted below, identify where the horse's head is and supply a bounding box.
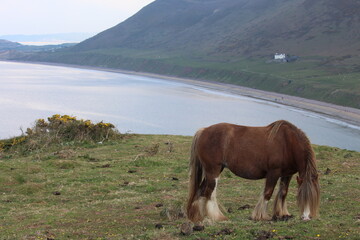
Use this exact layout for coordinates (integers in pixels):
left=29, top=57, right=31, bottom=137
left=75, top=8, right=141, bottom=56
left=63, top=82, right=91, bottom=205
left=296, top=173, right=318, bottom=187
left=297, top=173, right=320, bottom=220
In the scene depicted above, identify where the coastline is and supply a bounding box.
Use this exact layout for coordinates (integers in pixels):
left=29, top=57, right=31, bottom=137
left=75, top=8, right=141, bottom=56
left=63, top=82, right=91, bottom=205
left=4, top=60, right=360, bottom=128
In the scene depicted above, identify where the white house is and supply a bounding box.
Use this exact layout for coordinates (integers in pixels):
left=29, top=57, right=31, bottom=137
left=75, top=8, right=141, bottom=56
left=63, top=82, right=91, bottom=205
left=274, top=53, right=286, bottom=60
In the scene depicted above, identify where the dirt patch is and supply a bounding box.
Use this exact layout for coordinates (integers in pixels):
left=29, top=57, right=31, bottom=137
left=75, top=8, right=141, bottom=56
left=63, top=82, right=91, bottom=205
left=160, top=206, right=186, bottom=221
left=55, top=149, right=76, bottom=159
left=213, top=228, right=234, bottom=237
left=144, top=143, right=159, bottom=156
left=324, top=168, right=331, bottom=175
left=238, top=204, right=251, bottom=210
left=193, top=225, right=205, bottom=232
left=254, top=230, right=275, bottom=240
left=272, top=215, right=294, bottom=222
left=98, top=164, right=111, bottom=168
left=155, top=223, right=164, bottom=229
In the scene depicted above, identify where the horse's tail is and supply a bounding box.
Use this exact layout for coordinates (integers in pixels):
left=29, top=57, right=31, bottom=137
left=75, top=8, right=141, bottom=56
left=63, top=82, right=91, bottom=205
left=297, top=146, right=320, bottom=219
left=187, top=128, right=205, bottom=222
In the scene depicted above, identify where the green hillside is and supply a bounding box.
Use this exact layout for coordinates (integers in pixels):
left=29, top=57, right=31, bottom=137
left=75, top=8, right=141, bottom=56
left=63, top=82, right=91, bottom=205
left=10, top=0, right=360, bottom=108
left=0, top=39, right=22, bottom=50
left=0, top=39, right=76, bottom=54
left=74, top=0, right=360, bottom=57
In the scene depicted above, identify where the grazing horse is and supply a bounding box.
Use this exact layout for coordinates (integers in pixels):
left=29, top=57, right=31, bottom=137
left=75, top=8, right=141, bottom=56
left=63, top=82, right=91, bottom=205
left=187, top=120, right=320, bottom=222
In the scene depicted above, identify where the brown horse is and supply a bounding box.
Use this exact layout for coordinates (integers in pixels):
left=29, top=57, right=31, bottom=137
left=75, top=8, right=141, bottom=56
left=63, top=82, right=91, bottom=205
left=187, top=120, right=320, bottom=223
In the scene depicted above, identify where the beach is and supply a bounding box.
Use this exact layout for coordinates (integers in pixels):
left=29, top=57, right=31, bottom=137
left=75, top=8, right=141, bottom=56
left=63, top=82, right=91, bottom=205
left=6, top=60, right=360, bottom=128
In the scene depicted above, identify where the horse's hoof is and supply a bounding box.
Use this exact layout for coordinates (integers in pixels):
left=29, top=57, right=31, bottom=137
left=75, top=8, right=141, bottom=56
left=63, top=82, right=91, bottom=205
left=210, top=214, right=228, bottom=222
left=301, top=216, right=311, bottom=221
left=218, top=215, right=229, bottom=221
left=272, top=215, right=293, bottom=221
left=251, top=215, right=271, bottom=221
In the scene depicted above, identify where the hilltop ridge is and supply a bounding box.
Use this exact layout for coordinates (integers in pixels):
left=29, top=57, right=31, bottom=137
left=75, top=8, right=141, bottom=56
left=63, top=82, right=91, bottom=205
left=0, top=39, right=22, bottom=50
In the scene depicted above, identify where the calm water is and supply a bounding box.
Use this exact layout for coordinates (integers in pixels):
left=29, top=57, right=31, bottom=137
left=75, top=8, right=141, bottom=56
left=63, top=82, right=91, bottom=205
left=1, top=61, right=360, bottom=151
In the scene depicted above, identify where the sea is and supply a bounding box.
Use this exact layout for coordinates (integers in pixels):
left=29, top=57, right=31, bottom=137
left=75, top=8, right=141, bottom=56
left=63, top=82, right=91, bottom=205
left=1, top=61, right=360, bottom=151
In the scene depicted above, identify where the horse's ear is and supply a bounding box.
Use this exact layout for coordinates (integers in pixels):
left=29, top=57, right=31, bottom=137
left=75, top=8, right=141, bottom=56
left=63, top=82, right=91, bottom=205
left=296, top=176, right=303, bottom=186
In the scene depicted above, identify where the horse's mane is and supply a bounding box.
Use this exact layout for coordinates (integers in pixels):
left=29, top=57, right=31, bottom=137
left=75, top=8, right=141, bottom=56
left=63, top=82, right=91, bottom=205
left=268, top=120, right=310, bottom=146
left=267, top=120, right=285, bottom=141
left=268, top=120, right=319, bottom=216
left=267, top=120, right=316, bottom=164
left=281, top=120, right=318, bottom=177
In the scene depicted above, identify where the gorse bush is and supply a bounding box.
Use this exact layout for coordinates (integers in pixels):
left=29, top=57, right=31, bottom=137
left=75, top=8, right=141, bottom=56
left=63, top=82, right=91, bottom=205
left=0, top=114, right=120, bottom=153
left=29, top=114, right=117, bottom=142
left=0, top=136, right=27, bottom=152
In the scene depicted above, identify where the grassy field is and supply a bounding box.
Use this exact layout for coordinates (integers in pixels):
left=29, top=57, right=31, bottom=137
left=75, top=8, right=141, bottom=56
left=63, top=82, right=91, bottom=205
left=0, top=133, right=359, bottom=239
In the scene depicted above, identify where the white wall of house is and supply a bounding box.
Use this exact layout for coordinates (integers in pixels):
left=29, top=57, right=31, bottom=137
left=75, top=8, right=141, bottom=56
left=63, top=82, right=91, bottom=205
left=274, top=53, right=286, bottom=59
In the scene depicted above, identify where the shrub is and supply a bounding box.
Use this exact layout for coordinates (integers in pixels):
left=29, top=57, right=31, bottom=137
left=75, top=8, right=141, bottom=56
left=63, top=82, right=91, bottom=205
left=0, top=114, right=120, bottom=153
left=0, top=136, right=27, bottom=152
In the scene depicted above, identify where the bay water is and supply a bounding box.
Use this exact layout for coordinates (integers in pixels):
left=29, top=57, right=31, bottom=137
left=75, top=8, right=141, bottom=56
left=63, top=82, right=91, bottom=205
left=1, top=61, right=359, bottom=151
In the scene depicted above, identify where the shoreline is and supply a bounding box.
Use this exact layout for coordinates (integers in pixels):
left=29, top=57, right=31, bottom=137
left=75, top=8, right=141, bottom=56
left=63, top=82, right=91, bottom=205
left=4, top=60, right=360, bottom=128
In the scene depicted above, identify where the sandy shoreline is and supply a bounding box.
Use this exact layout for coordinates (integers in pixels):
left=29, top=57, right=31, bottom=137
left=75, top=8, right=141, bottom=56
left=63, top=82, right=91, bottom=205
left=5, top=60, right=360, bottom=127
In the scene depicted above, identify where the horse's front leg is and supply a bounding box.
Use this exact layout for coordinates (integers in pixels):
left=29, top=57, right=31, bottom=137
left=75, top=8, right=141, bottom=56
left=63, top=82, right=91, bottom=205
left=252, top=172, right=279, bottom=221
left=273, top=175, right=292, bottom=220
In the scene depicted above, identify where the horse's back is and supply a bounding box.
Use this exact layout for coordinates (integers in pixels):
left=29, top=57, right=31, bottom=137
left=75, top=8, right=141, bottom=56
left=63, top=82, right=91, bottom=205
left=196, top=123, right=268, bottom=178
left=199, top=122, right=269, bottom=146
left=195, top=122, right=300, bottom=179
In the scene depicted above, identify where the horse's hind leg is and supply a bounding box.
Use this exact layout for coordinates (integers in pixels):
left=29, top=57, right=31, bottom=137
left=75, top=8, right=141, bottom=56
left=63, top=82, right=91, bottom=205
left=252, top=173, right=279, bottom=221
left=189, top=174, right=227, bottom=222
left=194, top=171, right=228, bottom=222
left=201, top=175, right=228, bottom=221
left=273, top=175, right=292, bottom=219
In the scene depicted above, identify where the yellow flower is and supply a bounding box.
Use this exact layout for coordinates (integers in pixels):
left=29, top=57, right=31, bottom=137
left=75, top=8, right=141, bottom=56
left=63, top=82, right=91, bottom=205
left=11, top=136, right=26, bottom=146
left=51, top=114, right=60, bottom=120
left=84, top=120, right=92, bottom=127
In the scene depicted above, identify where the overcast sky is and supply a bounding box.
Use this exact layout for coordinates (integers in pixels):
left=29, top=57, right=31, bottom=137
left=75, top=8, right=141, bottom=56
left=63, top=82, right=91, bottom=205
left=0, top=0, right=155, bottom=35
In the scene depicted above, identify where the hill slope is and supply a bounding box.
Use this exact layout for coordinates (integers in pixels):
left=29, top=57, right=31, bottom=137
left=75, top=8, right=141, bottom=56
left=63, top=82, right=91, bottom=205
left=0, top=39, right=22, bottom=50
left=75, top=0, right=360, bottom=57
left=10, top=0, right=360, bottom=108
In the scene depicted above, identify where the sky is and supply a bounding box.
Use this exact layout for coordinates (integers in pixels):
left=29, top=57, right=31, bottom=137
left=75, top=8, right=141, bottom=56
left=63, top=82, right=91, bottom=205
left=0, top=0, right=155, bottom=36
